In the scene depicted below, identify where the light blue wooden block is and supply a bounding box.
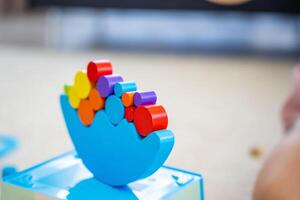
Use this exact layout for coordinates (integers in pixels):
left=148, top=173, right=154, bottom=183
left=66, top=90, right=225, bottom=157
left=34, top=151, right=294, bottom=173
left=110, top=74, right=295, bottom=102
left=114, top=82, right=137, bottom=97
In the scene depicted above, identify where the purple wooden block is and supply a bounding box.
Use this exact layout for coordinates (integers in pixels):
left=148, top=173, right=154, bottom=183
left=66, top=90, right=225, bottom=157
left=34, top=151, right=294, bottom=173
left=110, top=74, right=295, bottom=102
left=134, top=91, right=157, bottom=106
left=97, top=74, right=124, bottom=97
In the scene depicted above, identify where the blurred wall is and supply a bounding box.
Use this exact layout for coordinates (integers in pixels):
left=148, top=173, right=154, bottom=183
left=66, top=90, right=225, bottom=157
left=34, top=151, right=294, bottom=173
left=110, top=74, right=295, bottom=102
left=0, top=0, right=26, bottom=13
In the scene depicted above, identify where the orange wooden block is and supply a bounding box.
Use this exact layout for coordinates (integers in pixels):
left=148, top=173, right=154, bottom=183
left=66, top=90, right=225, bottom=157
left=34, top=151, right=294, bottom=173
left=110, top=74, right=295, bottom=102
left=125, top=106, right=135, bottom=122
left=89, top=88, right=105, bottom=111
left=134, top=105, right=168, bottom=137
left=121, top=92, right=135, bottom=107
left=78, top=99, right=95, bottom=126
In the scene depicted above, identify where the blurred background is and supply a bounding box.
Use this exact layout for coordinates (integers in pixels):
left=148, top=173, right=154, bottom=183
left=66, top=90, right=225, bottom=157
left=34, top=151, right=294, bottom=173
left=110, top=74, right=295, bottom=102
left=1, top=0, right=300, bottom=54
left=0, top=0, right=299, bottom=199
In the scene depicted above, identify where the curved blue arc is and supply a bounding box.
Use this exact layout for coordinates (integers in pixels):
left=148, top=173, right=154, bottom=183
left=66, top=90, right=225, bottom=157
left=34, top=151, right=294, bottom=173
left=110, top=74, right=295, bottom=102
left=60, top=95, right=174, bottom=186
left=0, top=135, right=17, bottom=159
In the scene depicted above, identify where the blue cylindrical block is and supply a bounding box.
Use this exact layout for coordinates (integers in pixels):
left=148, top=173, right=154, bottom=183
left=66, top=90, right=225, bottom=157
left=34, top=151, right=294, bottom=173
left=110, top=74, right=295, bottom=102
left=114, top=82, right=137, bottom=97
left=105, top=95, right=125, bottom=125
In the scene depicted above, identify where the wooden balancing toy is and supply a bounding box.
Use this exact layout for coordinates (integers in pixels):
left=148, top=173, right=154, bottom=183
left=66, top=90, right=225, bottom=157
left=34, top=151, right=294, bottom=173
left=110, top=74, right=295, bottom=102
left=61, top=60, right=175, bottom=186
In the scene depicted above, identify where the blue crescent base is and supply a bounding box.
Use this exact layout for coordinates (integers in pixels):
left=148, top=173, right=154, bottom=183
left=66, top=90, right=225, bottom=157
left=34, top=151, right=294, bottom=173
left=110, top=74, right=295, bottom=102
left=60, top=95, right=175, bottom=186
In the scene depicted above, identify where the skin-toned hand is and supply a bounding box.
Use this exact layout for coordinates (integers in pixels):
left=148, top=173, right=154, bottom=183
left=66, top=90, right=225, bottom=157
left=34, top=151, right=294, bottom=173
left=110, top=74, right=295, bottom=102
left=253, top=65, right=300, bottom=200
left=253, top=131, right=300, bottom=200
left=281, top=65, right=300, bottom=132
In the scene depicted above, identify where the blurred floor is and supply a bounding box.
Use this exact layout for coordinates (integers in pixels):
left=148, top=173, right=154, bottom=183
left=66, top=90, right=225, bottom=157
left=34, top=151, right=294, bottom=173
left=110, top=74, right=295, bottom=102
left=0, top=44, right=298, bottom=199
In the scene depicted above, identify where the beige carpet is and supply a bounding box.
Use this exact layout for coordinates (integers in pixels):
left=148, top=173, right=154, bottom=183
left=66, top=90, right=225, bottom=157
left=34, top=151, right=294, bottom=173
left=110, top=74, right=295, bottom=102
left=0, top=45, right=298, bottom=199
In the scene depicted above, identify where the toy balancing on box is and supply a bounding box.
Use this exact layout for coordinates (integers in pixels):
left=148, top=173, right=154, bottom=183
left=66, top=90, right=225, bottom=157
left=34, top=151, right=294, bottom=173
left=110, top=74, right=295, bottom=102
left=62, top=60, right=175, bottom=186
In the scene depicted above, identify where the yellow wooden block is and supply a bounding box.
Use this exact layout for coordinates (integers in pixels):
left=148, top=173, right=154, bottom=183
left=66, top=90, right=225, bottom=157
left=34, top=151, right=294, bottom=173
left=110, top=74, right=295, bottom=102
left=74, top=71, right=92, bottom=99
left=68, top=86, right=81, bottom=109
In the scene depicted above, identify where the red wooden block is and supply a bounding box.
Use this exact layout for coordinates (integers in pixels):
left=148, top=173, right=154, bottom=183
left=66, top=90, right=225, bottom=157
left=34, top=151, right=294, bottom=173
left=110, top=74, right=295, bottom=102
left=87, top=60, right=113, bottom=84
left=125, top=106, right=135, bottom=122
left=134, top=105, right=168, bottom=137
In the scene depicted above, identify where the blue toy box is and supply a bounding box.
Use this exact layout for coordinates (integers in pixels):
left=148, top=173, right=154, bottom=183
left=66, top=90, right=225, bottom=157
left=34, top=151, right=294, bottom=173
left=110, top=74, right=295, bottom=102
left=0, top=152, right=204, bottom=200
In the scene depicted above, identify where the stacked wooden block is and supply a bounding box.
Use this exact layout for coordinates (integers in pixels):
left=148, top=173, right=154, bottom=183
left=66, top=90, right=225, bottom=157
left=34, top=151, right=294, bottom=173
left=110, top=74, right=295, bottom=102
left=65, top=60, right=168, bottom=137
